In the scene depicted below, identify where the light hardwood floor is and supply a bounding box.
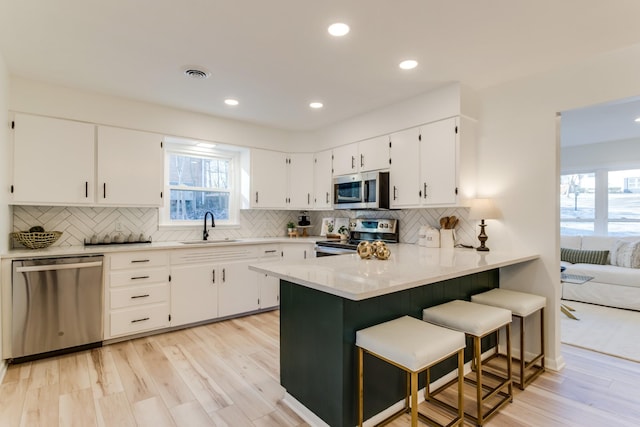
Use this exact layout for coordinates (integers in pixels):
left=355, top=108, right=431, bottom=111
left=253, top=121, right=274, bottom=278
left=0, top=310, right=639, bottom=426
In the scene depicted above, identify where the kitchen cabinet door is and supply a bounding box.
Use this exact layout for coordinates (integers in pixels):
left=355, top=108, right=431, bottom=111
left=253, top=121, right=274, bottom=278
left=251, top=149, right=288, bottom=208
left=313, top=149, right=333, bottom=209
left=258, top=273, right=279, bottom=309
left=332, top=143, right=358, bottom=176
left=419, top=117, right=458, bottom=206
left=170, top=263, right=219, bottom=327
left=389, top=127, right=421, bottom=208
left=12, top=113, right=95, bottom=205
left=97, top=126, right=164, bottom=206
left=281, top=243, right=313, bottom=260
left=218, top=260, right=260, bottom=317
left=359, top=135, right=390, bottom=172
left=287, top=153, right=314, bottom=209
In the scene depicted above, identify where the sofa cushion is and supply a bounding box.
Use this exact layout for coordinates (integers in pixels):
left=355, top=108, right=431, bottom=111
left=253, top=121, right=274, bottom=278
left=563, top=263, right=640, bottom=288
left=610, top=239, right=640, bottom=268
left=560, top=235, right=582, bottom=250
left=560, top=248, right=609, bottom=265
left=581, top=236, right=619, bottom=251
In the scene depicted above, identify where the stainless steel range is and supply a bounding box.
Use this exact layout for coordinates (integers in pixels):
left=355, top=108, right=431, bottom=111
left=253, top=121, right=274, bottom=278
left=315, top=218, right=399, bottom=257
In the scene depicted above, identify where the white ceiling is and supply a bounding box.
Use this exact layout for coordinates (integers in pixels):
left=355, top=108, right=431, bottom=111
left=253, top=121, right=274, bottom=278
left=3, top=1, right=640, bottom=132
left=561, top=97, right=640, bottom=147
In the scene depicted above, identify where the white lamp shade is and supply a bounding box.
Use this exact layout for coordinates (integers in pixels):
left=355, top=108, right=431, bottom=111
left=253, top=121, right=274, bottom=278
left=468, top=198, right=500, bottom=220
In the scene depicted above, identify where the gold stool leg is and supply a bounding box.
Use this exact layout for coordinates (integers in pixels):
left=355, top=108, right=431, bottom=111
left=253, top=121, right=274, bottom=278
left=358, top=347, right=364, bottom=427
left=475, top=335, right=483, bottom=425
left=410, top=371, right=418, bottom=427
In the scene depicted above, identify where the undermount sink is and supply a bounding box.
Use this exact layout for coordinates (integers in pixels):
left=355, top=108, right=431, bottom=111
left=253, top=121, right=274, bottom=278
left=180, top=238, right=240, bottom=245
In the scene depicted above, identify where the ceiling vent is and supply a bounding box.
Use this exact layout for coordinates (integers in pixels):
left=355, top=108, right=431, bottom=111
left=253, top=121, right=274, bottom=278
left=183, top=68, right=211, bottom=79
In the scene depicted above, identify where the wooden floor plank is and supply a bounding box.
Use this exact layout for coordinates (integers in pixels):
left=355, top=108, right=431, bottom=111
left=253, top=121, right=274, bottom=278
left=132, top=396, right=177, bottom=427
left=19, top=383, right=59, bottom=427
left=58, top=352, right=91, bottom=395
left=59, top=388, right=98, bottom=427
left=109, top=340, right=159, bottom=404
left=95, top=391, right=137, bottom=427
left=131, top=337, right=195, bottom=409
left=87, top=346, right=125, bottom=399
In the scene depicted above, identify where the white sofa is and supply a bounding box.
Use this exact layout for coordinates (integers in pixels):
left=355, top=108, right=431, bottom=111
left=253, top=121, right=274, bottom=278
left=561, top=235, right=640, bottom=311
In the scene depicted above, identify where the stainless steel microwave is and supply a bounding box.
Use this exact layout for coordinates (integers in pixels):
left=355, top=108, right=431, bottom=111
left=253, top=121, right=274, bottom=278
left=333, top=171, right=390, bottom=209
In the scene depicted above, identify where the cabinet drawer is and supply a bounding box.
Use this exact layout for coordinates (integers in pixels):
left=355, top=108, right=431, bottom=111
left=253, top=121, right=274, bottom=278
left=258, top=244, right=281, bottom=259
left=110, top=267, right=167, bottom=287
left=110, top=251, right=168, bottom=270
left=110, top=303, right=169, bottom=337
left=110, top=283, right=169, bottom=309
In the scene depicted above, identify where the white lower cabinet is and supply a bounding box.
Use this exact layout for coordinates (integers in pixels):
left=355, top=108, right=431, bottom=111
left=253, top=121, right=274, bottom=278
left=281, top=242, right=314, bottom=260
left=170, top=263, right=220, bottom=327
left=169, top=246, right=260, bottom=327
left=256, top=244, right=282, bottom=309
left=218, top=260, right=260, bottom=317
left=106, top=251, right=170, bottom=339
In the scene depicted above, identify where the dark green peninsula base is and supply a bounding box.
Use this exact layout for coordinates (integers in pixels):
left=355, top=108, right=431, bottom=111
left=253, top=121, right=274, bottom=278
left=280, top=269, right=499, bottom=427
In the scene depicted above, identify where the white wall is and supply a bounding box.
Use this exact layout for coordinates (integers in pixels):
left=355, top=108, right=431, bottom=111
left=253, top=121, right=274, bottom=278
left=477, top=42, right=640, bottom=370
left=302, top=83, right=478, bottom=151
left=10, top=77, right=293, bottom=152
left=562, top=138, right=640, bottom=172
left=0, top=51, right=10, bottom=379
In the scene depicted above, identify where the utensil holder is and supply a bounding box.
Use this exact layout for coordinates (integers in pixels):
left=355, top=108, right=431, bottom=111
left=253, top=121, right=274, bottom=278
left=440, top=229, right=455, bottom=248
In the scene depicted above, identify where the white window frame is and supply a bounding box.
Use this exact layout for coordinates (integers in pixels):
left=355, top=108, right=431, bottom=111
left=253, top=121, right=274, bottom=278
left=160, top=143, right=241, bottom=228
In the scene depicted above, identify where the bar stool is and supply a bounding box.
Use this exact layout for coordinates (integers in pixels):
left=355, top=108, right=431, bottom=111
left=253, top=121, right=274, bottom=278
left=471, top=288, right=546, bottom=389
left=422, top=300, right=513, bottom=426
left=356, top=315, right=466, bottom=427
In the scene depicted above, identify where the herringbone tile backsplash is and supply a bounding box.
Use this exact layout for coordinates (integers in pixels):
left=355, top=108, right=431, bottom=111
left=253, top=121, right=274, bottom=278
left=11, top=206, right=476, bottom=248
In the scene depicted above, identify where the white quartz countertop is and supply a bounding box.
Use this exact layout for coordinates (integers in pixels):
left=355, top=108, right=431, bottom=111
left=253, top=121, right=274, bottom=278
left=1, top=237, right=321, bottom=259
left=249, top=244, right=539, bottom=300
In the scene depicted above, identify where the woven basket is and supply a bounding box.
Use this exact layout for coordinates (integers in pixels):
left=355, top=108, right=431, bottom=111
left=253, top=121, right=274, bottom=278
left=11, top=231, right=63, bottom=249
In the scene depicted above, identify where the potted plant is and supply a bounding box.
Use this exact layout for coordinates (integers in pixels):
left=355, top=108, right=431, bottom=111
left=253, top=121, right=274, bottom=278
left=337, top=225, right=349, bottom=240
left=287, top=221, right=296, bottom=233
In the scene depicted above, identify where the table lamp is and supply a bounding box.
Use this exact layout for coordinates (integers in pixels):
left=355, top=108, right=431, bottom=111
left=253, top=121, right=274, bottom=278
left=468, top=198, right=500, bottom=251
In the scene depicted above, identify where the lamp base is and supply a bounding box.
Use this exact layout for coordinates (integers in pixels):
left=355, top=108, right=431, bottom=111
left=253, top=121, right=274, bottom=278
left=476, top=220, right=490, bottom=252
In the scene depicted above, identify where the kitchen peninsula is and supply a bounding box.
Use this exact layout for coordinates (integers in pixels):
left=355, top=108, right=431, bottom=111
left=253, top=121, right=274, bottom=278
left=250, top=245, right=539, bottom=427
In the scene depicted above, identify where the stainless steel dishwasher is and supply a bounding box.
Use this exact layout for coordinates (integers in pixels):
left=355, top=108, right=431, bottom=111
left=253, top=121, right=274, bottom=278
left=12, top=255, right=104, bottom=361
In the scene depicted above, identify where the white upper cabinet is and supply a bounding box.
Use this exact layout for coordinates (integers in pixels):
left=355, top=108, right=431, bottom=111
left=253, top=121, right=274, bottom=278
left=390, top=117, right=475, bottom=208
left=420, top=118, right=458, bottom=206
left=332, top=136, right=390, bottom=176
left=358, top=135, right=391, bottom=172
left=250, top=149, right=288, bottom=208
left=313, top=149, right=333, bottom=209
left=332, top=143, right=359, bottom=176
left=250, top=149, right=314, bottom=209
left=389, top=127, right=421, bottom=208
left=97, top=126, right=164, bottom=207
left=11, top=114, right=95, bottom=205
left=287, top=153, right=314, bottom=209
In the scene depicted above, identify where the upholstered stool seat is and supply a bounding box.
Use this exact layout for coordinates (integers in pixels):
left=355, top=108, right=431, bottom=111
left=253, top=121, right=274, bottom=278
left=423, top=300, right=513, bottom=426
left=472, top=288, right=546, bottom=389
left=356, top=315, right=466, bottom=427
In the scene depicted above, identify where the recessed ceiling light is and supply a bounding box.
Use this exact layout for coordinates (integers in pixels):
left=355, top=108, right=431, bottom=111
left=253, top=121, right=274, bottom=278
left=224, top=98, right=239, bottom=106
left=634, top=117, right=640, bottom=122
left=183, top=67, right=211, bottom=79
left=310, top=102, right=324, bottom=109
left=328, top=23, right=350, bottom=37
left=399, top=60, right=418, bottom=70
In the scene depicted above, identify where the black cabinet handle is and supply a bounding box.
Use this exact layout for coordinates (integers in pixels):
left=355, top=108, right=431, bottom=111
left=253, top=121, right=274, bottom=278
left=423, top=183, right=427, bottom=199
left=85, top=181, right=88, bottom=198
left=264, top=249, right=277, bottom=254
left=131, top=294, right=150, bottom=299
left=222, top=268, right=226, bottom=282
left=131, top=275, right=150, bottom=280
left=393, top=186, right=397, bottom=200
left=212, top=269, right=216, bottom=284
left=308, top=193, right=310, bottom=205
left=351, top=156, right=355, bottom=169
left=103, top=183, right=106, bottom=199
left=131, top=259, right=150, bottom=263
left=326, top=192, right=329, bottom=204
left=360, top=154, right=364, bottom=168
left=255, top=191, right=259, bottom=203
left=131, top=317, right=150, bottom=323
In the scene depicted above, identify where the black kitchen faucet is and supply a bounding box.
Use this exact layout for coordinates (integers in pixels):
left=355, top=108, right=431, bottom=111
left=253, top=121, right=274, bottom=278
left=203, top=211, right=216, bottom=240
